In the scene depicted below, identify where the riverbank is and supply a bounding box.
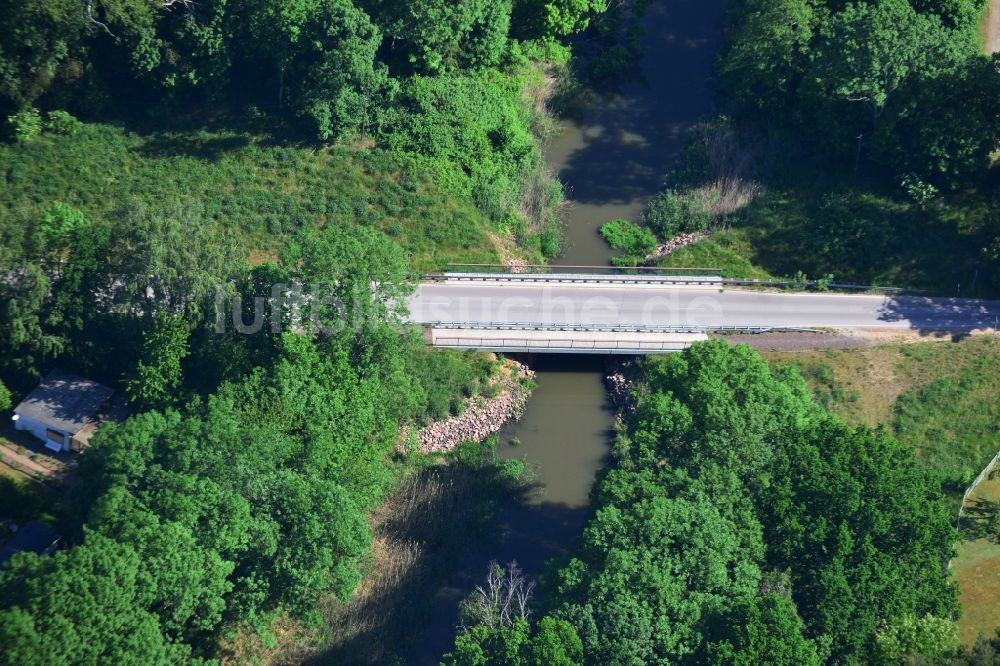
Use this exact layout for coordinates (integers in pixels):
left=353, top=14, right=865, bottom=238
left=604, top=360, right=637, bottom=417
left=417, top=359, right=535, bottom=453
left=224, top=441, right=534, bottom=665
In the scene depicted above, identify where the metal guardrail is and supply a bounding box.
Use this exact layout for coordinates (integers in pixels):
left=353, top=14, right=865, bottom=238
left=424, top=269, right=905, bottom=293
left=425, top=272, right=724, bottom=286
left=425, top=321, right=819, bottom=334
left=957, top=447, right=1000, bottom=530
left=445, top=263, right=723, bottom=276
left=433, top=337, right=697, bottom=353
left=720, top=277, right=906, bottom=292
left=420, top=321, right=796, bottom=333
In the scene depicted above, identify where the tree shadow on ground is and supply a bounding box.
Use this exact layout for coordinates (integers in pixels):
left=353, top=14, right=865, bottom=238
left=306, top=461, right=589, bottom=666
left=399, top=499, right=592, bottom=666
left=878, top=295, right=1000, bottom=337
left=135, top=133, right=251, bottom=160
left=961, top=497, right=1000, bottom=542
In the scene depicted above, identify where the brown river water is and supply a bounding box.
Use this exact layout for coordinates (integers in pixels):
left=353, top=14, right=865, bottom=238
left=407, top=1, right=724, bottom=661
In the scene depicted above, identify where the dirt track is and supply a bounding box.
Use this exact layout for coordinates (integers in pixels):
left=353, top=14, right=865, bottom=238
left=983, top=0, right=1000, bottom=54
left=712, top=331, right=874, bottom=352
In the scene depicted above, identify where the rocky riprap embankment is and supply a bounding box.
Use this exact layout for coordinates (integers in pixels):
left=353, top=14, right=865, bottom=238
left=418, top=360, right=535, bottom=453
left=644, top=231, right=706, bottom=263
left=605, top=360, right=637, bottom=420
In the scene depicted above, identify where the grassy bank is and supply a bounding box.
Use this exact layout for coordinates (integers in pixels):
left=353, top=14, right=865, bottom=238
left=654, top=228, right=775, bottom=279
left=0, top=123, right=517, bottom=273
left=631, top=123, right=1000, bottom=295
left=0, top=463, right=59, bottom=527
left=719, top=181, right=997, bottom=295
left=764, top=335, right=1000, bottom=494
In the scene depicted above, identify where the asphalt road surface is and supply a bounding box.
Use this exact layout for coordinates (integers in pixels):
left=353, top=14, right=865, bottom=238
left=409, top=282, right=1000, bottom=332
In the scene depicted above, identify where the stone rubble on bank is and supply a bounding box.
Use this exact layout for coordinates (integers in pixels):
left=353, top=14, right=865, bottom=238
left=604, top=360, right=637, bottom=420
left=506, top=258, right=530, bottom=273
left=418, top=360, right=536, bottom=453
left=644, top=231, right=706, bottom=263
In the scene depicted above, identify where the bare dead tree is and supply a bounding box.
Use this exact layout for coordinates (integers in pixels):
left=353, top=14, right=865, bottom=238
left=85, top=2, right=114, bottom=36
left=85, top=0, right=196, bottom=37
left=461, top=560, right=536, bottom=630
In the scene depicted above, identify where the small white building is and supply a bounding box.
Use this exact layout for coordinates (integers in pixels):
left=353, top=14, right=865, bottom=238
left=11, top=370, right=115, bottom=453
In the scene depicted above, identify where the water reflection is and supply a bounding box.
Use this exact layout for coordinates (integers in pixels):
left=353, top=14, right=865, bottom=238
left=549, top=0, right=725, bottom=265
left=498, top=355, right=614, bottom=508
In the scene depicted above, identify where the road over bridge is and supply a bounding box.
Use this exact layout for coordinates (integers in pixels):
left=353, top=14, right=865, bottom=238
left=407, top=273, right=1000, bottom=354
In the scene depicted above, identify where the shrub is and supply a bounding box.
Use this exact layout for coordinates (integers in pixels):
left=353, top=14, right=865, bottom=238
left=39, top=202, right=90, bottom=249
left=900, top=173, right=938, bottom=207
left=8, top=108, right=42, bottom=143
left=538, top=222, right=563, bottom=258
left=587, top=44, right=634, bottom=81
left=45, top=110, right=83, bottom=136
left=599, top=219, right=657, bottom=255
left=498, top=458, right=532, bottom=484
left=642, top=189, right=711, bottom=238
left=609, top=254, right=646, bottom=267
left=874, top=614, right=960, bottom=664
left=378, top=68, right=551, bottom=248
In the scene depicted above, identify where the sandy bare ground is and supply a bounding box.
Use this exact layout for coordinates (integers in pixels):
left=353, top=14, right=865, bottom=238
left=715, top=328, right=998, bottom=352
left=983, top=0, right=1000, bottom=54
left=712, top=331, right=874, bottom=352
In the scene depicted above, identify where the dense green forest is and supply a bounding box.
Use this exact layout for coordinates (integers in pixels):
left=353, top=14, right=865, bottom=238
left=0, top=217, right=520, bottom=661
left=442, top=341, right=988, bottom=665
left=3, top=0, right=1000, bottom=663
left=609, top=0, right=1000, bottom=295
left=0, top=0, right=606, bottom=662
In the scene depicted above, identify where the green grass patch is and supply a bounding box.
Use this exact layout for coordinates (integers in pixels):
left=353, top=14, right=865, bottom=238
left=955, top=472, right=1000, bottom=645
left=405, top=348, right=498, bottom=424
left=894, top=366, right=1000, bottom=494
left=0, top=462, right=60, bottom=528
left=654, top=228, right=775, bottom=279
left=0, top=123, right=514, bottom=272
left=954, top=536, right=1000, bottom=645
left=765, top=336, right=1000, bottom=494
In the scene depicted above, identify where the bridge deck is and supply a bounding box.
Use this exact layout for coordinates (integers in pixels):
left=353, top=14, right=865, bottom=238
left=430, top=329, right=708, bottom=354
left=408, top=277, right=1000, bottom=353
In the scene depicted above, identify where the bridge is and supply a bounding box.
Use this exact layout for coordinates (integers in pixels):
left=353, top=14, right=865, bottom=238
left=407, top=267, right=1000, bottom=354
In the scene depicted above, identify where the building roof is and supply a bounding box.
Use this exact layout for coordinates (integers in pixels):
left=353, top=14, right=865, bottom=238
left=13, top=370, right=114, bottom=435
left=0, top=521, right=60, bottom=565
